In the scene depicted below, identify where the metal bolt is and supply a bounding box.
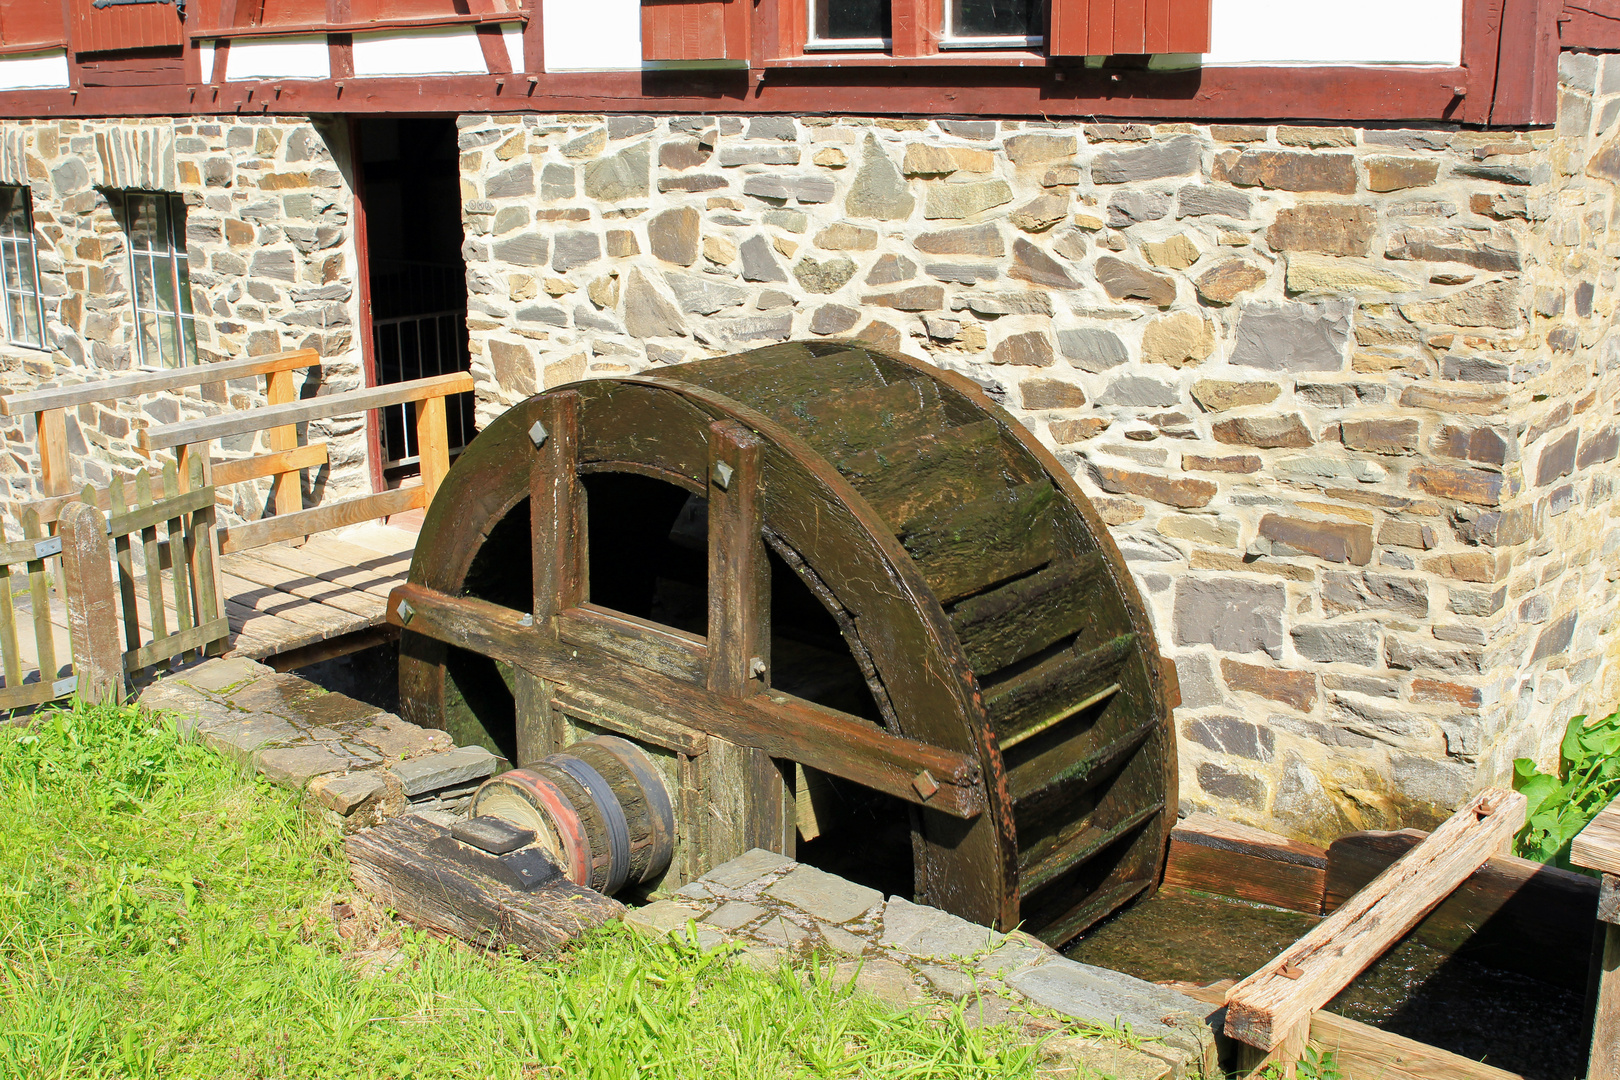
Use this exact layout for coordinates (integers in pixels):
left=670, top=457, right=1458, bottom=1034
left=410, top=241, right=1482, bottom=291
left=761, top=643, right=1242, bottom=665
left=749, top=657, right=767, bottom=679
left=911, top=770, right=939, bottom=800
left=519, top=613, right=534, bottom=627
left=713, top=461, right=734, bottom=490
left=396, top=598, right=414, bottom=625
left=528, top=419, right=550, bottom=449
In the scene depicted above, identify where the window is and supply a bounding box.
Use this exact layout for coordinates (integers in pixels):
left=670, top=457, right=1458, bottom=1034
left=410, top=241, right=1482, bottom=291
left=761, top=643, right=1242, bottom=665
left=0, top=187, right=43, bottom=349
left=115, top=191, right=196, bottom=368
left=642, top=0, right=1211, bottom=61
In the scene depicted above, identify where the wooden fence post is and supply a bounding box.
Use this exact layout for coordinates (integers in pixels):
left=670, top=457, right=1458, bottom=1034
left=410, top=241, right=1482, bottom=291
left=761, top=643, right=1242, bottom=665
left=264, top=365, right=303, bottom=523
left=58, top=500, right=124, bottom=704
left=415, top=394, right=450, bottom=505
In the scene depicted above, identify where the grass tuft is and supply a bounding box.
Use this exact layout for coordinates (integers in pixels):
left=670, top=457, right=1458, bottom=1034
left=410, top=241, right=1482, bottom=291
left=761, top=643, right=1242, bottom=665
left=1, top=699, right=1048, bottom=1079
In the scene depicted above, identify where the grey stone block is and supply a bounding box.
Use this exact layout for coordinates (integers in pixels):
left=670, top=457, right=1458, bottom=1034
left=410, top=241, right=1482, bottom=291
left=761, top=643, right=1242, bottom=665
left=1091, top=136, right=1201, bottom=185
left=704, top=901, right=765, bottom=931
left=1005, top=959, right=1212, bottom=1055
left=919, top=964, right=975, bottom=998
left=1291, top=622, right=1382, bottom=666
left=178, top=656, right=272, bottom=694
left=753, top=915, right=810, bottom=947
left=833, top=958, right=923, bottom=1004
left=701, top=847, right=796, bottom=890
left=258, top=743, right=376, bottom=790
left=814, top=921, right=869, bottom=957
left=389, top=746, right=497, bottom=797
left=308, top=771, right=385, bottom=815
left=1057, top=327, right=1129, bottom=371
left=625, top=900, right=706, bottom=936
left=201, top=713, right=301, bottom=767
left=880, top=896, right=1000, bottom=960
left=1173, top=579, right=1286, bottom=658
left=1098, top=376, right=1181, bottom=408
left=1230, top=300, right=1352, bottom=372
left=766, top=864, right=883, bottom=924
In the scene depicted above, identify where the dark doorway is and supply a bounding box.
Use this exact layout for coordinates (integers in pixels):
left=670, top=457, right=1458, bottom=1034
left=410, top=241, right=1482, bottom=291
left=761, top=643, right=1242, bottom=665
left=356, top=117, right=474, bottom=484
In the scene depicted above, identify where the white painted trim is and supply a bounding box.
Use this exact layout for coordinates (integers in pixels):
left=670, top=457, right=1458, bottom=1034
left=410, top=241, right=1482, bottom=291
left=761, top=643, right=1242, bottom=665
left=1205, top=0, right=1462, bottom=66
left=225, top=36, right=331, bottom=81
left=543, top=0, right=641, bottom=72
left=502, top=23, right=525, bottom=73
left=0, top=50, right=70, bottom=91
left=351, top=26, right=488, bottom=77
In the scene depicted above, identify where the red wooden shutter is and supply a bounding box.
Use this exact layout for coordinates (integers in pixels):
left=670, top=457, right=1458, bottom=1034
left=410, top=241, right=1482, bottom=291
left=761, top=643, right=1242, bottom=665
left=0, top=0, right=68, bottom=46
left=70, top=0, right=184, bottom=52
left=1049, top=0, right=1211, bottom=56
left=642, top=0, right=748, bottom=62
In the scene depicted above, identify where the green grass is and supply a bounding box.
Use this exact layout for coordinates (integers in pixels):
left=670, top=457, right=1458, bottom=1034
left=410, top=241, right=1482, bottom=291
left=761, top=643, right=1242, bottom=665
left=0, top=699, right=1048, bottom=1079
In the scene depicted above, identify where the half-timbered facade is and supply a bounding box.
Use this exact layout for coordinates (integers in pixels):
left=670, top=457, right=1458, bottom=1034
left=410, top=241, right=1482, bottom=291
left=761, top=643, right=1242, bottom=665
left=0, top=0, right=1617, bottom=844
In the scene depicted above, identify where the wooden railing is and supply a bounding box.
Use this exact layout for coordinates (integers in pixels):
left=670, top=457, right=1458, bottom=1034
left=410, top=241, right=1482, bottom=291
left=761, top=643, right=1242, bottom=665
left=136, top=369, right=472, bottom=553
left=1, top=349, right=473, bottom=700
left=2, top=347, right=324, bottom=522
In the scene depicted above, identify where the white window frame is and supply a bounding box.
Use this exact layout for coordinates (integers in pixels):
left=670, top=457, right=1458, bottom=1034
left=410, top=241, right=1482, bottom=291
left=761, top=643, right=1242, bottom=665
left=118, top=190, right=197, bottom=369
left=805, top=0, right=890, bottom=50
left=0, top=186, right=45, bottom=349
left=939, top=0, right=1043, bottom=49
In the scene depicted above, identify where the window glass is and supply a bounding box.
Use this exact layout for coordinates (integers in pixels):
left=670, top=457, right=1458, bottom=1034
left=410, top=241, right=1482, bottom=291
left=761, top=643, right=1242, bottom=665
left=946, top=0, right=1042, bottom=43
left=118, top=192, right=197, bottom=368
left=0, top=187, right=44, bottom=348
left=808, top=0, right=890, bottom=47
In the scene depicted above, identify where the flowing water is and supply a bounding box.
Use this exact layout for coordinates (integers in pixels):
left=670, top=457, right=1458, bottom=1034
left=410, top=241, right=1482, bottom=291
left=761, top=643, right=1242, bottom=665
left=1065, top=888, right=1587, bottom=1079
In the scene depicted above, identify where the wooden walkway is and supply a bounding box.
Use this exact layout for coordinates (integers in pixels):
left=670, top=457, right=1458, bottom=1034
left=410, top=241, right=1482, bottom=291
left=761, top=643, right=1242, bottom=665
left=11, top=514, right=420, bottom=685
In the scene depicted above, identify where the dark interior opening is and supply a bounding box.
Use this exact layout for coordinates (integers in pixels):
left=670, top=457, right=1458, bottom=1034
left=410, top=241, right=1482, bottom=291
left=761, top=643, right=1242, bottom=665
left=439, top=497, right=533, bottom=762
left=766, top=545, right=914, bottom=901
left=357, top=117, right=475, bottom=482
left=583, top=472, right=708, bottom=636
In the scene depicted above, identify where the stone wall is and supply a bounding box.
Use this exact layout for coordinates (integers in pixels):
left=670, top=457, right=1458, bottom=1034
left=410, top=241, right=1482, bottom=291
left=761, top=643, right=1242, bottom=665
left=455, top=60, right=1620, bottom=842
left=0, top=115, right=368, bottom=524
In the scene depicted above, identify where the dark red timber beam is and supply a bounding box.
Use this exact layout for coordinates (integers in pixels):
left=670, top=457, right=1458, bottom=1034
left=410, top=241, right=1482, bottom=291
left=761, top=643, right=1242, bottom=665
left=0, top=0, right=1574, bottom=125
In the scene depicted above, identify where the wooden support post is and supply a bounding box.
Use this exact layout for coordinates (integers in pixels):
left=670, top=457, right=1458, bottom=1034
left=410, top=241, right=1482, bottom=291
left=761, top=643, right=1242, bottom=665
left=36, top=407, right=71, bottom=498
left=58, top=501, right=124, bottom=704
left=1224, top=788, right=1526, bottom=1068
left=707, top=419, right=767, bottom=699
left=513, top=669, right=564, bottom=767
left=263, top=365, right=303, bottom=520
left=415, top=393, right=450, bottom=507
left=530, top=390, right=584, bottom=621
left=705, top=419, right=790, bottom=855
left=1573, top=799, right=1620, bottom=1080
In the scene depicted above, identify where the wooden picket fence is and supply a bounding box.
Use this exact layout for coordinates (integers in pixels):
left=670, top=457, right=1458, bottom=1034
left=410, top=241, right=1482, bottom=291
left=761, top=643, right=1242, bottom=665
left=0, top=508, right=76, bottom=710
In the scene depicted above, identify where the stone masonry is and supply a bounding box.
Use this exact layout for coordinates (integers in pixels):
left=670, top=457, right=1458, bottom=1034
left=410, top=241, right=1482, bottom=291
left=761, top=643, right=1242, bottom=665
left=449, top=57, right=1620, bottom=843
left=0, top=116, right=368, bottom=524
left=6, top=53, right=1620, bottom=841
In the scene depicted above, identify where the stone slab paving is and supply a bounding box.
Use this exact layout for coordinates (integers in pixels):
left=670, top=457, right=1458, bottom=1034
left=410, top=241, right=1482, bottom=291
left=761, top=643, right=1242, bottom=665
left=136, top=656, right=493, bottom=829
left=628, top=849, right=1219, bottom=1079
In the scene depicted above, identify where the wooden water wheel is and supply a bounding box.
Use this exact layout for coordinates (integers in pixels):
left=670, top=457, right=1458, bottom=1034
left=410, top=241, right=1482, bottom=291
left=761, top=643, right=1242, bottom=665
left=390, top=341, right=1178, bottom=944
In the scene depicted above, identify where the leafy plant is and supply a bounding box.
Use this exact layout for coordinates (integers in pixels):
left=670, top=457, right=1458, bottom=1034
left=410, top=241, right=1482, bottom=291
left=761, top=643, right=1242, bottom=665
left=1256, top=1046, right=1342, bottom=1080
left=1513, top=710, right=1620, bottom=871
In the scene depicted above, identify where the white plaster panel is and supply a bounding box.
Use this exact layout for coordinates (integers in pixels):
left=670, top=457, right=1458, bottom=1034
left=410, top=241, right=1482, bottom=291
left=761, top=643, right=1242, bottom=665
left=352, top=26, right=488, bottom=77
left=197, top=40, right=216, bottom=82
left=502, top=23, right=525, bottom=72
left=1206, top=0, right=1462, bottom=66
left=0, top=51, right=70, bottom=91
left=225, top=36, right=331, bottom=81
left=543, top=0, right=640, bottom=72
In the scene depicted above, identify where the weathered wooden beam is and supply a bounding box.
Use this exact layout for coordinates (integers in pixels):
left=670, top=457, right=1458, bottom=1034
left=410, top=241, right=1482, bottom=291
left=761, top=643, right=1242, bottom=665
left=210, top=443, right=329, bottom=488
left=1164, top=813, right=1327, bottom=916
left=218, top=485, right=426, bottom=554
left=386, top=582, right=985, bottom=818
left=1573, top=798, right=1620, bottom=877
left=1224, top=788, right=1526, bottom=1055
left=345, top=814, right=622, bottom=957
left=1326, top=827, right=1598, bottom=991
left=0, top=349, right=320, bottom=416
left=139, top=372, right=474, bottom=451
left=58, top=501, right=123, bottom=703
left=1573, top=798, right=1620, bottom=1080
